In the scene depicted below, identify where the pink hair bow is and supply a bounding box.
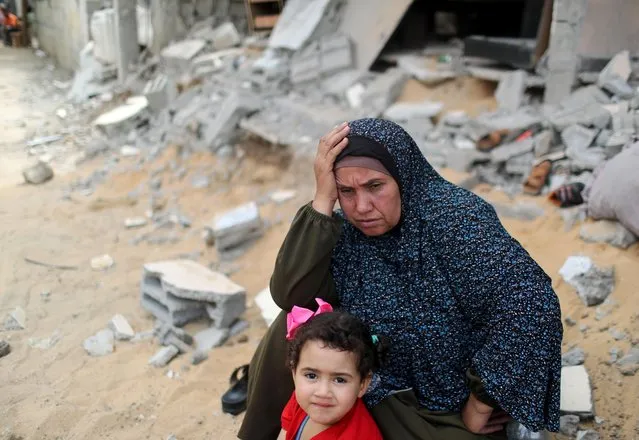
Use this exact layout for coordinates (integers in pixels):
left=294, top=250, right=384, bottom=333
left=286, top=298, right=333, bottom=340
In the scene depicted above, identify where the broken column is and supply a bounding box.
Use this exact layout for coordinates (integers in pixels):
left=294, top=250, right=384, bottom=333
left=114, top=0, right=140, bottom=81
left=543, top=0, right=588, bottom=104
left=140, top=259, right=246, bottom=328
left=80, top=0, right=103, bottom=46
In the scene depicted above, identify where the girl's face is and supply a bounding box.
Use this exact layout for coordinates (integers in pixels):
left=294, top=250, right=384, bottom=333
left=292, top=340, right=371, bottom=428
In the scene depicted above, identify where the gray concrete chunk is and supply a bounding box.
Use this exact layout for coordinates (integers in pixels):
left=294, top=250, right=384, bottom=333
left=577, top=430, right=600, bottom=440
left=490, top=138, right=534, bottom=163
left=561, top=125, right=597, bottom=151
left=598, top=50, right=631, bottom=84
left=562, top=346, right=586, bottom=366
left=495, top=70, right=527, bottom=111
left=23, top=162, right=54, bottom=185
left=194, top=327, right=229, bottom=351
left=161, top=39, right=206, bottom=71
left=533, top=130, right=553, bottom=158
left=109, top=314, right=135, bottom=340
left=559, top=415, right=580, bottom=437
left=210, top=22, right=241, bottom=50
left=599, top=74, right=635, bottom=99
left=4, top=306, right=26, bottom=330
left=580, top=220, right=637, bottom=249
left=83, top=329, right=114, bottom=356
left=212, top=202, right=264, bottom=252
left=148, top=345, right=179, bottom=368
left=383, top=100, right=443, bottom=122
left=203, top=92, right=259, bottom=150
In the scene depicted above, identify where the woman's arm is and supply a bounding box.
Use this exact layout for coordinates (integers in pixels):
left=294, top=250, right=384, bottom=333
left=270, top=203, right=342, bottom=311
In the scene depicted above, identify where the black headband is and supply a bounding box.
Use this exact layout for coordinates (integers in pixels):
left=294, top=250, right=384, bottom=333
left=335, top=135, right=402, bottom=190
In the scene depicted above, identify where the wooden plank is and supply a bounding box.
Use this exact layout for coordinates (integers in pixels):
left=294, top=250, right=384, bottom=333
left=254, top=14, right=280, bottom=29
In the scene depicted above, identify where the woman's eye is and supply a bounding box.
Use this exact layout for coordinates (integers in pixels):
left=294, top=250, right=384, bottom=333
left=339, top=188, right=353, bottom=195
left=369, top=183, right=382, bottom=191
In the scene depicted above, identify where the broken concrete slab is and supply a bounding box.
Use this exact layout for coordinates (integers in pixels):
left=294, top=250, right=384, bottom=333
left=83, top=329, right=115, bottom=356
left=383, top=100, right=443, bottom=122
left=23, top=162, right=54, bottom=185
left=599, top=74, right=635, bottom=99
left=562, top=346, right=586, bottom=366
left=495, top=70, right=527, bottom=111
left=617, top=347, right=639, bottom=375
left=290, top=34, right=353, bottom=85
left=144, top=75, right=176, bottom=113
left=93, top=96, right=149, bottom=137
left=490, top=138, right=534, bottom=163
left=109, top=314, right=135, bottom=340
left=477, top=109, right=541, bottom=132
left=446, top=149, right=490, bottom=173
left=148, top=345, right=179, bottom=368
left=255, top=287, right=281, bottom=327
left=143, top=260, right=246, bottom=328
left=4, top=307, right=26, bottom=330
left=209, top=22, right=241, bottom=50
left=212, top=202, right=264, bottom=254
left=202, top=92, right=260, bottom=150
left=598, top=50, right=631, bottom=84
left=194, top=327, right=229, bottom=351
left=561, top=125, right=597, bottom=151
left=268, top=0, right=333, bottom=51
left=533, top=130, right=553, bottom=158
left=560, top=365, right=594, bottom=417
left=491, top=201, right=544, bottom=221
left=580, top=220, right=637, bottom=249
left=357, top=68, right=409, bottom=118
left=161, top=39, right=206, bottom=71
left=504, top=152, right=534, bottom=175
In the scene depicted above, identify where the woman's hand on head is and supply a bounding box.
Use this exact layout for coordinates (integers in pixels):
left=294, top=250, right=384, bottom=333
left=462, top=393, right=510, bottom=434
left=312, top=122, right=350, bottom=216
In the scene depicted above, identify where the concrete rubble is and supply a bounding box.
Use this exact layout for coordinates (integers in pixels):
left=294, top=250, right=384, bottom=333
left=560, top=365, right=594, bottom=418
left=83, top=329, right=115, bottom=356
left=559, top=256, right=615, bottom=306
left=212, top=202, right=264, bottom=255
left=4, top=307, right=27, bottom=330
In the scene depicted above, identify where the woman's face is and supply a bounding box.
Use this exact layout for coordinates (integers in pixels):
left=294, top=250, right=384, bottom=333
left=334, top=167, right=401, bottom=236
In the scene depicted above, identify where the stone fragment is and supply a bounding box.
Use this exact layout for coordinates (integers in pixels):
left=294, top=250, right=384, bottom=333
left=23, top=162, right=54, bottom=185
left=210, top=22, right=241, bottom=50
left=560, top=256, right=615, bottom=306
left=4, top=306, right=26, bottom=330
left=194, top=327, right=229, bottom=351
left=93, top=96, right=149, bottom=136
left=109, top=314, right=135, bottom=340
left=577, top=430, right=600, bottom=440
left=148, top=345, right=179, bottom=368
left=91, top=254, right=114, bottom=271
left=125, top=217, right=148, bottom=229
left=560, top=365, right=594, bottom=417
left=559, top=415, right=580, bottom=437
left=83, top=329, right=115, bottom=356
left=579, top=220, right=637, bottom=249
left=161, top=39, right=206, bottom=71
left=0, top=340, right=11, bottom=358
left=490, top=138, right=534, bottom=163
left=191, top=350, right=208, bottom=365
left=533, top=130, right=553, bottom=157
left=495, top=70, right=527, bottom=111
left=383, top=100, right=443, bottom=121
left=212, top=202, right=264, bottom=254
left=617, top=347, right=639, bottom=376
left=562, top=346, right=586, bottom=366
left=561, top=125, right=597, bottom=151
left=598, top=50, right=631, bottom=84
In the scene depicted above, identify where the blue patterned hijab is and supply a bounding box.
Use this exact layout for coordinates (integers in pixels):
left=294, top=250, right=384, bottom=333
left=330, top=118, right=562, bottom=431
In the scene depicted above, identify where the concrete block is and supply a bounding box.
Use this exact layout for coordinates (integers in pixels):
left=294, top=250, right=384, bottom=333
left=161, top=39, right=207, bottom=71
left=4, top=307, right=26, bottom=330
left=319, top=34, right=352, bottom=76
left=114, top=0, right=140, bottom=80
left=194, top=327, right=229, bottom=351
left=83, top=329, right=115, bottom=356
left=203, top=92, right=260, bottom=149
left=91, top=9, right=118, bottom=64
left=561, top=85, right=611, bottom=109
left=593, top=129, right=611, bottom=147
left=109, top=314, right=135, bottom=340
left=577, top=430, right=600, bottom=440
left=561, top=259, right=615, bottom=306
left=383, top=100, right=443, bottom=122
left=142, top=260, right=246, bottom=327
left=560, top=365, right=594, bottom=417
left=477, top=109, right=541, bottom=132
left=212, top=202, right=264, bottom=253
left=144, top=75, right=176, bottom=113
left=580, top=220, right=637, bottom=249
left=358, top=68, right=409, bottom=117
left=505, top=152, right=535, bottom=175
left=495, top=70, right=527, bottom=111
left=148, top=345, right=179, bottom=367
left=599, top=74, right=635, bottom=99
left=533, top=130, right=553, bottom=157
left=23, top=162, right=54, bottom=185
left=561, top=125, right=597, bottom=151
left=210, top=22, right=241, bottom=50
left=598, top=50, right=631, bottom=84
left=93, top=96, right=149, bottom=137
left=490, top=138, right=534, bottom=163
left=446, top=149, right=490, bottom=173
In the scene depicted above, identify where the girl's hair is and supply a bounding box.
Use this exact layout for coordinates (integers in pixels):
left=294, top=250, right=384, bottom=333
left=286, top=311, right=389, bottom=380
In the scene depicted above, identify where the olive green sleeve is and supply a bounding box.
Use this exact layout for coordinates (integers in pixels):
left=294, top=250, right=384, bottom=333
left=466, top=368, right=500, bottom=409
left=269, top=202, right=342, bottom=311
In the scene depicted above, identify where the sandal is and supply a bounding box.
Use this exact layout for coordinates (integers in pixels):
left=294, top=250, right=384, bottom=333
left=523, top=160, right=552, bottom=195
left=477, top=129, right=511, bottom=152
left=548, top=182, right=586, bottom=208
left=221, top=364, right=249, bottom=415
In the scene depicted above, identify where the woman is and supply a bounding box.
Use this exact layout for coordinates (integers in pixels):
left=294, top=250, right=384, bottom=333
left=238, top=118, right=562, bottom=439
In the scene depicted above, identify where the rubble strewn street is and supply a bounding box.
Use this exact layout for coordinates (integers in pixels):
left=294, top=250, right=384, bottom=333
left=1, top=1, right=639, bottom=439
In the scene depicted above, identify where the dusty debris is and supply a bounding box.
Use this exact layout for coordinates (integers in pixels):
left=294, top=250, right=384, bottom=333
left=83, top=329, right=115, bottom=357
left=109, top=314, right=135, bottom=340
left=124, top=217, right=148, bottom=229
left=91, top=254, right=115, bottom=271
left=559, top=256, right=615, bottom=306
left=4, top=307, right=26, bottom=330
left=212, top=202, right=264, bottom=255
left=579, top=220, right=637, bottom=249
left=562, top=346, right=586, bottom=366
left=23, top=162, right=54, bottom=185
left=149, top=345, right=180, bottom=368
left=560, top=365, right=594, bottom=418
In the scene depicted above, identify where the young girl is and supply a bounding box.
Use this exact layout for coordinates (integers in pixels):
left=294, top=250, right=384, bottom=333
left=280, top=298, right=386, bottom=440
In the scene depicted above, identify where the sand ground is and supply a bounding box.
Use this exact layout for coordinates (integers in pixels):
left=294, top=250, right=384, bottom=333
left=1, top=48, right=638, bottom=440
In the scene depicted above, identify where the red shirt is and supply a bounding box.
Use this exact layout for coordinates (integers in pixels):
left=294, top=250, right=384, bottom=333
left=281, top=392, right=383, bottom=440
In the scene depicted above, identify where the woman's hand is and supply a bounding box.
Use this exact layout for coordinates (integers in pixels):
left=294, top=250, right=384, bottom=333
left=462, top=393, right=511, bottom=434
left=312, top=122, right=350, bottom=216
